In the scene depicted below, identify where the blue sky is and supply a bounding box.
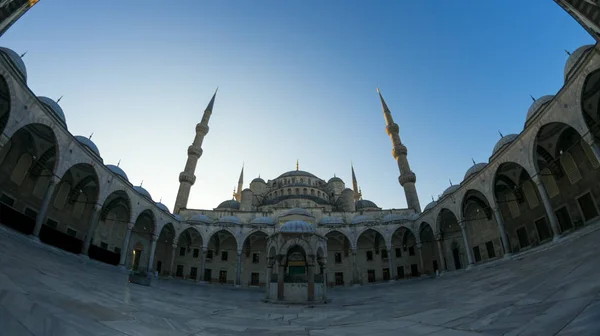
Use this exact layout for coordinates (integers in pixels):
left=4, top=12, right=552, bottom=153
left=2, top=1, right=595, bottom=211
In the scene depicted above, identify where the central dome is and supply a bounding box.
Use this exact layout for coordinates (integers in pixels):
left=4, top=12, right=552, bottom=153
left=277, top=170, right=318, bottom=179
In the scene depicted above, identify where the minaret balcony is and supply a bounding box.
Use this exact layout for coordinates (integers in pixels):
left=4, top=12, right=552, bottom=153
left=386, top=123, right=399, bottom=135
left=195, top=123, right=210, bottom=135
left=392, top=144, right=407, bottom=158
left=188, top=146, right=203, bottom=157
left=179, top=172, right=196, bottom=185
left=399, top=171, right=416, bottom=186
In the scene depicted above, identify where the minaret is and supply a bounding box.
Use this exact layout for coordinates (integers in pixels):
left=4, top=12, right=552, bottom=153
left=351, top=163, right=361, bottom=201
left=173, top=89, right=218, bottom=213
left=377, top=88, right=422, bottom=213
left=233, top=164, right=244, bottom=202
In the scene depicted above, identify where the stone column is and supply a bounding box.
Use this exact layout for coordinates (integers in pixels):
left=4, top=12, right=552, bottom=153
left=118, top=223, right=134, bottom=268
left=168, top=240, right=178, bottom=278
left=32, top=176, right=59, bottom=238
left=587, top=140, right=600, bottom=163
left=265, top=265, right=273, bottom=300
left=435, top=234, right=446, bottom=271
left=532, top=175, right=561, bottom=241
left=277, top=264, right=284, bottom=300
left=321, top=266, right=327, bottom=301
left=493, top=207, right=511, bottom=257
left=351, top=250, right=359, bottom=285
left=416, top=242, right=425, bottom=275
left=82, top=204, right=102, bottom=256
left=147, top=234, right=159, bottom=273
left=459, top=223, right=474, bottom=268
left=235, top=250, right=242, bottom=287
left=307, top=264, right=315, bottom=301
left=387, top=248, right=395, bottom=281
left=200, top=247, right=208, bottom=282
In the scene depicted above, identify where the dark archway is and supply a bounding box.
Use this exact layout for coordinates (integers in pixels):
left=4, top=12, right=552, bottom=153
left=533, top=122, right=600, bottom=234
left=241, top=231, right=268, bottom=287
left=356, top=228, right=386, bottom=283
left=0, top=123, right=58, bottom=235
left=391, top=226, right=419, bottom=278
left=324, top=230, right=352, bottom=286
left=418, top=222, right=439, bottom=275
left=461, top=189, right=504, bottom=262
left=581, top=69, right=600, bottom=143
left=126, top=209, right=155, bottom=271
left=154, top=223, right=176, bottom=277
left=91, top=190, right=131, bottom=265
left=206, top=229, right=237, bottom=284
left=0, top=75, right=10, bottom=136
left=437, top=208, right=464, bottom=271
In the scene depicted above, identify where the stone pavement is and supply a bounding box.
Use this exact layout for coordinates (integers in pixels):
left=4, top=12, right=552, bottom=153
left=0, top=225, right=599, bottom=336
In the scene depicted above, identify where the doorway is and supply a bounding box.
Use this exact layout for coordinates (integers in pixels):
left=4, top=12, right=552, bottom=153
left=452, top=247, right=461, bottom=270
left=219, top=270, right=227, bottom=284
left=132, top=249, right=142, bottom=271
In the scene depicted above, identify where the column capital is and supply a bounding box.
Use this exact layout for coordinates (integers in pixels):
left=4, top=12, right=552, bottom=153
left=202, top=246, right=208, bottom=252
left=435, top=233, right=442, bottom=241
left=127, top=222, right=134, bottom=230
left=171, top=243, right=178, bottom=249
left=49, top=175, right=61, bottom=185
left=459, top=222, right=466, bottom=229
left=531, top=174, right=542, bottom=186
left=417, top=242, right=422, bottom=249
left=93, top=203, right=102, bottom=212
left=152, top=234, right=159, bottom=242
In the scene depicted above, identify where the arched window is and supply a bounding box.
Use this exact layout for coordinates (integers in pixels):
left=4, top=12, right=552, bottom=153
left=72, top=193, right=87, bottom=219
left=303, top=188, right=307, bottom=194
left=53, top=182, right=71, bottom=210
left=560, top=152, right=582, bottom=184
left=287, top=188, right=291, bottom=195
left=32, top=169, right=51, bottom=199
left=300, top=178, right=304, bottom=184
left=295, top=188, right=299, bottom=195
left=10, top=153, right=32, bottom=185
left=581, top=142, right=600, bottom=169
left=310, top=189, right=315, bottom=196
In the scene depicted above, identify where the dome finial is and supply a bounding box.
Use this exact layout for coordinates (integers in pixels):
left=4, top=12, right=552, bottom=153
left=89, top=132, right=94, bottom=140
left=117, top=159, right=121, bottom=167
left=159, top=197, right=162, bottom=203
left=296, top=159, right=299, bottom=171
left=140, top=180, right=144, bottom=187
left=56, top=95, right=63, bottom=103
left=498, top=130, right=504, bottom=138
left=565, top=49, right=571, bottom=56
left=431, top=195, right=435, bottom=202
left=449, top=179, right=453, bottom=186
left=19, top=51, right=27, bottom=58
left=472, top=158, right=476, bottom=166
left=530, top=95, right=536, bottom=102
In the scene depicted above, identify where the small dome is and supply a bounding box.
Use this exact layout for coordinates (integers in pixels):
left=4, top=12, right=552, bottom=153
left=565, top=44, right=594, bottom=81
left=37, top=96, right=67, bottom=127
left=251, top=216, right=274, bottom=225
left=351, top=215, right=377, bottom=225
left=492, top=134, right=519, bottom=155
left=251, top=177, right=266, bottom=184
left=383, top=213, right=407, bottom=223
left=280, top=220, right=316, bottom=233
left=278, top=170, right=318, bottom=179
left=328, top=176, right=344, bottom=184
left=526, top=95, right=554, bottom=124
left=442, top=185, right=460, bottom=198
left=355, top=199, right=378, bottom=210
left=106, top=164, right=129, bottom=181
left=423, top=201, right=437, bottom=212
left=464, top=162, right=487, bottom=181
left=217, top=199, right=240, bottom=210
left=318, top=216, right=344, bottom=225
left=155, top=202, right=169, bottom=213
left=282, top=207, right=313, bottom=217
left=74, top=135, right=101, bottom=157
left=173, top=214, right=184, bottom=222
left=189, top=214, right=213, bottom=224
left=133, top=186, right=152, bottom=200
left=218, top=215, right=242, bottom=225
left=0, top=47, right=26, bottom=80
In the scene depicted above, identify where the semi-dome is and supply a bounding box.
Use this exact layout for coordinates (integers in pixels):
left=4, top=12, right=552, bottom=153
left=423, top=201, right=437, bottom=212
left=217, top=199, right=240, bottom=210
left=565, top=44, right=594, bottom=81
left=133, top=186, right=152, bottom=200
left=251, top=177, right=266, bottom=184
left=383, top=213, right=407, bottom=223
left=37, top=96, right=67, bottom=127
left=218, top=215, right=242, bottom=225
left=328, top=176, right=343, bottom=183
left=189, top=214, right=213, bottom=224
left=355, top=199, right=378, bottom=210
left=526, top=95, right=554, bottom=124
left=318, top=216, right=344, bottom=225
left=464, top=162, right=488, bottom=181
left=155, top=202, right=169, bottom=212
left=251, top=216, right=274, bottom=225
left=278, top=170, right=317, bottom=179
left=280, top=220, right=316, bottom=233
left=492, top=134, right=519, bottom=155
left=106, top=164, right=129, bottom=181
left=74, top=135, right=101, bottom=157
left=0, top=47, right=26, bottom=80
left=282, top=207, right=312, bottom=217
left=351, top=215, right=377, bottom=225
left=442, top=185, right=460, bottom=198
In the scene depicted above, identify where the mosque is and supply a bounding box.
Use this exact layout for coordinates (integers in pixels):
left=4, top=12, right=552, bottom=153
left=0, top=1, right=599, bottom=303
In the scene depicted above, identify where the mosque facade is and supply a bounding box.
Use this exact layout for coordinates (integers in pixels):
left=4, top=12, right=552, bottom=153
left=0, top=1, right=599, bottom=302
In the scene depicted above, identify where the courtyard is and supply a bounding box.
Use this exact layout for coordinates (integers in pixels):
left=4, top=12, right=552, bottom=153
left=0, top=224, right=598, bottom=336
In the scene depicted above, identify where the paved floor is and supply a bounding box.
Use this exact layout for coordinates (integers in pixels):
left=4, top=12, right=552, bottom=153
left=1, top=225, right=599, bottom=336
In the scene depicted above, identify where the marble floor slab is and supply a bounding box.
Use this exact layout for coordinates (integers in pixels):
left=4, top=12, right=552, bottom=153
left=0, top=223, right=599, bottom=336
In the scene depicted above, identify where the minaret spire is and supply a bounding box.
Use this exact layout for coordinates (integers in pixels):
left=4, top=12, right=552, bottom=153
left=377, top=88, right=422, bottom=213
left=351, top=163, right=361, bottom=201
left=173, top=89, right=218, bottom=213
left=233, top=164, right=244, bottom=202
